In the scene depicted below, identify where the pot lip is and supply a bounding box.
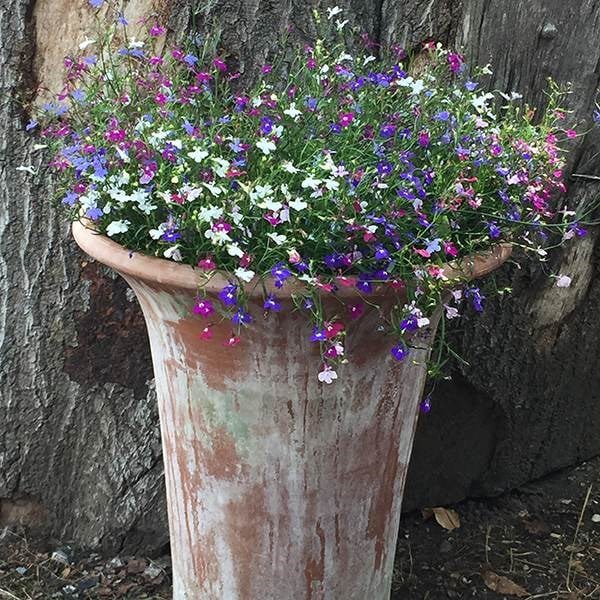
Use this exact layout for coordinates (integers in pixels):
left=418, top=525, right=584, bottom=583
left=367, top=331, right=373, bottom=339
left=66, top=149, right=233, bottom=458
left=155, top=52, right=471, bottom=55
left=72, top=219, right=512, bottom=297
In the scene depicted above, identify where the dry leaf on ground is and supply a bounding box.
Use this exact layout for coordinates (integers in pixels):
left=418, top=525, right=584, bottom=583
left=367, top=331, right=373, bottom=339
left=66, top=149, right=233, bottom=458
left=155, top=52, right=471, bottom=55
left=432, top=507, right=461, bottom=531
left=482, top=571, right=529, bottom=597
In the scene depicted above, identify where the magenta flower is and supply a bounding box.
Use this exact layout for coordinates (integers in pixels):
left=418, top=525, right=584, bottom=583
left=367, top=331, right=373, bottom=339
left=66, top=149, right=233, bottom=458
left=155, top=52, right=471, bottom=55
left=149, top=24, right=166, bottom=36
left=193, top=299, right=215, bottom=317
left=213, top=57, right=227, bottom=72
left=339, top=112, right=355, bottom=127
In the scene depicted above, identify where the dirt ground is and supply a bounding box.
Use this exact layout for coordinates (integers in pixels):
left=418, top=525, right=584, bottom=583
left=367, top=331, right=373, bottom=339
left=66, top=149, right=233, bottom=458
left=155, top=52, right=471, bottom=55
left=1, top=458, right=599, bottom=599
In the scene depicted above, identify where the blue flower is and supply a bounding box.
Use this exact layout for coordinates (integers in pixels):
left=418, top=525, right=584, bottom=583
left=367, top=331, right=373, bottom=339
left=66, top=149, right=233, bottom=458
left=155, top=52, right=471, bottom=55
left=310, top=327, right=327, bottom=342
left=263, top=294, right=281, bottom=312
left=466, top=286, right=485, bottom=312
left=391, top=342, right=409, bottom=361
left=89, top=0, right=104, bottom=8
left=232, top=309, right=253, bottom=325
left=218, top=283, right=238, bottom=306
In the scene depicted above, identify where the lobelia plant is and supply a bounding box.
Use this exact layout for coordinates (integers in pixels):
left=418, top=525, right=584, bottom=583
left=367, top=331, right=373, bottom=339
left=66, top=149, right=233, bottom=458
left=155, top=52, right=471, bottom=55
left=27, top=2, right=590, bottom=386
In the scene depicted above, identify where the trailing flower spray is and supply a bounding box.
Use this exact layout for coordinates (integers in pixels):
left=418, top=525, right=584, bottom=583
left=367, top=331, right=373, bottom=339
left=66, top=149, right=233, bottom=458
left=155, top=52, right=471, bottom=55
left=28, top=2, right=591, bottom=384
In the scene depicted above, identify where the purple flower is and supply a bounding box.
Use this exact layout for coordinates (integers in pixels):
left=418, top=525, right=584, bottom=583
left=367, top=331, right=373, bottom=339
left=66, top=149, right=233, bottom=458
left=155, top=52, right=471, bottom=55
left=356, top=274, right=373, bottom=294
left=434, top=110, right=450, bottom=121
left=465, top=80, right=478, bottom=91
left=488, top=221, right=501, bottom=239
left=232, top=308, right=253, bottom=325
left=420, top=395, right=432, bottom=414
left=86, top=207, right=103, bottom=221
left=263, top=293, right=281, bottom=312
left=374, top=245, right=390, bottom=260
left=594, top=109, right=600, bottom=124
left=89, top=0, right=104, bottom=7
left=466, top=286, right=485, bottom=312
left=271, top=262, right=292, bottom=288
left=380, top=123, right=396, bottom=138
left=71, top=89, right=86, bottom=103
left=62, top=192, right=78, bottom=207
left=218, top=283, right=238, bottom=306
left=260, top=117, right=274, bottom=135
left=310, top=327, right=327, bottom=342
left=305, top=97, right=318, bottom=111
left=391, top=342, right=408, bottom=361
left=400, top=314, right=419, bottom=332
left=184, top=54, right=199, bottom=66
left=376, top=161, right=393, bottom=177
left=25, top=119, right=38, bottom=131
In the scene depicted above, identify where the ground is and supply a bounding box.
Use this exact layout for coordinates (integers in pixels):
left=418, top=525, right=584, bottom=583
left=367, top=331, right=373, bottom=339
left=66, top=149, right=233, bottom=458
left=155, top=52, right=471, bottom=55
left=1, top=458, right=599, bottom=599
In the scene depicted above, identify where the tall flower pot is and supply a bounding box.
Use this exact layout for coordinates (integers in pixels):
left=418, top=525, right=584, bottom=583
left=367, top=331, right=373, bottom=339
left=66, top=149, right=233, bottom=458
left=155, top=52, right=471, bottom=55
left=72, top=221, right=510, bottom=600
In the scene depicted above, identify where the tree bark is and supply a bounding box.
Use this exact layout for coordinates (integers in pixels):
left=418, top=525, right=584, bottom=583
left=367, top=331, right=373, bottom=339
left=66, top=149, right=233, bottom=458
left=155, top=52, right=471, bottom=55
left=0, top=0, right=598, bottom=555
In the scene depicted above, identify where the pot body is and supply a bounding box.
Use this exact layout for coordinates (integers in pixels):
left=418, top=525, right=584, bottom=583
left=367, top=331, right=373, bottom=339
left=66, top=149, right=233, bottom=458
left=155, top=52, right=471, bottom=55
left=124, top=276, right=437, bottom=600
left=72, top=221, right=511, bottom=600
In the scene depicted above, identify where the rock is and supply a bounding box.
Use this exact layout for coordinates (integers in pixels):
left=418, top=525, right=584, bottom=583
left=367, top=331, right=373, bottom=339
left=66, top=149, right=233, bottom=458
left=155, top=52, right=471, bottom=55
left=51, top=549, right=71, bottom=565
left=143, top=562, right=163, bottom=579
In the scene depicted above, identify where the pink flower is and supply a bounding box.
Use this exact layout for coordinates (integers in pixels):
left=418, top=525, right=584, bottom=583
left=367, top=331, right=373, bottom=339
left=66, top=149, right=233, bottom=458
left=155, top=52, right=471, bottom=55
left=324, top=321, right=344, bottom=339
left=348, top=302, right=365, bottom=320
left=199, top=326, right=213, bottom=340
left=261, top=64, right=272, bottom=74
left=443, top=242, right=459, bottom=258
left=198, top=257, right=217, bottom=271
left=447, top=52, right=464, bottom=74
left=565, top=129, right=577, bottom=139
left=224, top=334, right=241, bottom=347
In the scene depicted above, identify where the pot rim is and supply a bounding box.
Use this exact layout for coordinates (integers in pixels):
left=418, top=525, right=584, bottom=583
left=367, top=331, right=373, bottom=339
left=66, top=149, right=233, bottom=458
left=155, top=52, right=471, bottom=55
left=72, top=219, right=512, bottom=297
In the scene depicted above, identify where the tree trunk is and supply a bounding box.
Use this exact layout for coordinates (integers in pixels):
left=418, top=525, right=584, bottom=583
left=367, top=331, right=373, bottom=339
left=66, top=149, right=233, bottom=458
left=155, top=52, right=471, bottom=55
left=0, top=0, right=598, bottom=555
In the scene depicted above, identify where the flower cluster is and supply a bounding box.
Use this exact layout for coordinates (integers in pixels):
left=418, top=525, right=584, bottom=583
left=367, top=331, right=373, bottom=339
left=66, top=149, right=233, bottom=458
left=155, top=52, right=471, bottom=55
left=29, top=2, right=586, bottom=383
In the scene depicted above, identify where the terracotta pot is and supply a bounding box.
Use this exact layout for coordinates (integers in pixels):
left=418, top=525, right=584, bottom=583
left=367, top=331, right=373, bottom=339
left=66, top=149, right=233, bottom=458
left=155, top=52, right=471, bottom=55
left=72, top=221, right=511, bottom=600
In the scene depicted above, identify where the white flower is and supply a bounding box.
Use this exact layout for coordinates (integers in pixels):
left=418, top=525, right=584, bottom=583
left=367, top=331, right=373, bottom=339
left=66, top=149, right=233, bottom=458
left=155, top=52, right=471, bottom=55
left=324, top=179, right=340, bottom=191
left=204, top=229, right=231, bottom=245
left=250, top=184, right=274, bottom=204
left=318, top=366, right=338, bottom=384
left=471, top=92, right=494, bottom=112
left=78, top=38, right=96, bottom=50
left=256, top=137, right=276, bottom=155
left=149, top=223, right=168, bottom=240
left=259, top=199, right=283, bottom=211
left=556, top=275, right=572, bottom=288
left=283, top=103, right=302, bottom=119
left=267, top=232, right=287, bottom=245
left=363, top=55, right=376, bottom=65
left=164, top=246, right=182, bottom=261
left=337, top=52, right=353, bottom=62
left=106, top=220, right=130, bottom=237
left=33, top=144, right=48, bottom=151
left=226, top=243, right=244, bottom=257
left=326, top=6, right=343, bottom=19
left=336, top=19, right=349, bottom=30
left=234, top=268, right=255, bottom=283
left=410, top=79, right=425, bottom=95
left=211, top=157, right=230, bottom=177
left=187, top=147, right=209, bottom=163
left=301, top=175, right=321, bottom=190
left=16, top=165, right=37, bottom=175
left=444, top=305, right=460, bottom=319
left=288, top=198, right=308, bottom=211
left=417, top=317, right=430, bottom=328
left=115, top=146, right=130, bottom=162
left=202, top=183, right=223, bottom=196
left=281, top=161, right=300, bottom=174
left=197, top=205, right=223, bottom=223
